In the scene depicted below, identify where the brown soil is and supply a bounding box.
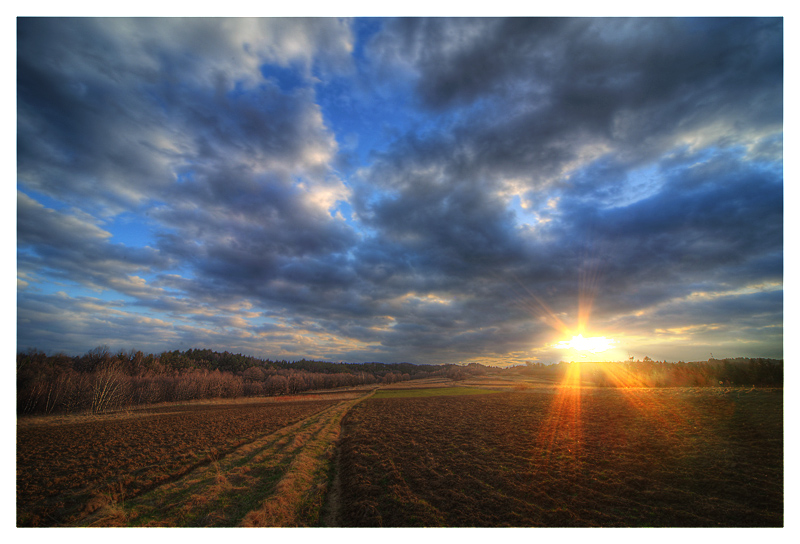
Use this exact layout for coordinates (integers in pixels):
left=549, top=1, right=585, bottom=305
left=17, top=398, right=339, bottom=526
left=337, top=387, right=783, bottom=527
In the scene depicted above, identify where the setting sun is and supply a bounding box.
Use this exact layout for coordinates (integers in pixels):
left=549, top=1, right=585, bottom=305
left=554, top=334, right=617, bottom=353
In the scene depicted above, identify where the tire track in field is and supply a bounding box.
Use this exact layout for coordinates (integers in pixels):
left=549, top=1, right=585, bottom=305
left=81, top=391, right=374, bottom=527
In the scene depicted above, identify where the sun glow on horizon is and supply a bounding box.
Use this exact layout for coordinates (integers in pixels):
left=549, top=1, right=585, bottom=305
left=512, top=249, right=624, bottom=360
left=554, top=334, right=617, bottom=354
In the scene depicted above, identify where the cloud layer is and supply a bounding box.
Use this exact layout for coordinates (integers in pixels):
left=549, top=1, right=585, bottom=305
left=17, top=17, right=783, bottom=364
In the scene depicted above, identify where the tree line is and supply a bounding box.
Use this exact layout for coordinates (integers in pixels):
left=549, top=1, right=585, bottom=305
left=16, top=346, right=447, bottom=415
left=17, top=347, right=783, bottom=416
left=513, top=357, right=783, bottom=388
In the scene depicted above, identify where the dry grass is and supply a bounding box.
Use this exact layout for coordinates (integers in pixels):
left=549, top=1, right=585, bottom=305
left=17, top=397, right=343, bottom=526
left=71, top=392, right=371, bottom=527
left=238, top=394, right=366, bottom=527
left=16, top=390, right=366, bottom=429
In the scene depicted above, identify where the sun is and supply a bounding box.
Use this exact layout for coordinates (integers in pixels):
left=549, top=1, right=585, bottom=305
left=554, top=334, right=617, bottom=354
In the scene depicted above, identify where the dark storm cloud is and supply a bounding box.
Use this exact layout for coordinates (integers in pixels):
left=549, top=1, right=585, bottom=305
left=17, top=19, right=175, bottom=214
left=367, top=17, right=782, bottom=179
left=381, top=18, right=782, bottom=122
left=358, top=176, right=524, bottom=276
left=546, top=150, right=784, bottom=313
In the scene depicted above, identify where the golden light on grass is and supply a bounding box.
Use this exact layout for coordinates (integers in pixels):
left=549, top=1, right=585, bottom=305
left=534, top=361, right=584, bottom=475
left=587, top=362, right=700, bottom=438
left=532, top=360, right=703, bottom=478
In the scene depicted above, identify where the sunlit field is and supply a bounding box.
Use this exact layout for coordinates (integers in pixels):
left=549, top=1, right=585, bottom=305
left=338, top=384, right=783, bottom=527
left=17, top=374, right=782, bottom=527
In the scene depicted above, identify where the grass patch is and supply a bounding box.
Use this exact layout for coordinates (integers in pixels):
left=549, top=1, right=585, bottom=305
left=373, top=387, right=498, bottom=399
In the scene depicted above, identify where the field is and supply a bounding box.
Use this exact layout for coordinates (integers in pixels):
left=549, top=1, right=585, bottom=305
left=16, top=381, right=783, bottom=527
left=338, top=385, right=783, bottom=527
left=16, top=391, right=366, bottom=527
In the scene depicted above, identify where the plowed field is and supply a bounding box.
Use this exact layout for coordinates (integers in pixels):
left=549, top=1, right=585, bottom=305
left=337, top=387, right=783, bottom=527
left=17, top=396, right=345, bottom=526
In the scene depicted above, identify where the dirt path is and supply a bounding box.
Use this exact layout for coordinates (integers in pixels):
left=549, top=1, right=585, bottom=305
left=80, top=390, right=374, bottom=527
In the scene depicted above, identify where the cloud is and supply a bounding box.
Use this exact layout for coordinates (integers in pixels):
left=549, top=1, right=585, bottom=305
left=17, top=18, right=354, bottom=213
left=16, top=18, right=783, bottom=364
left=366, top=17, right=782, bottom=184
left=17, top=192, right=168, bottom=292
left=338, top=17, right=783, bottom=361
left=18, top=17, right=361, bottom=313
left=17, top=291, right=176, bottom=355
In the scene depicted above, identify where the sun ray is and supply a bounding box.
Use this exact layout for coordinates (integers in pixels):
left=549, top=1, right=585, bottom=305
left=511, top=246, right=616, bottom=358
left=534, top=362, right=584, bottom=475
left=508, top=274, right=573, bottom=336
left=554, top=334, right=617, bottom=354
left=530, top=360, right=714, bottom=488
left=593, top=362, right=706, bottom=437
left=577, top=256, right=601, bottom=335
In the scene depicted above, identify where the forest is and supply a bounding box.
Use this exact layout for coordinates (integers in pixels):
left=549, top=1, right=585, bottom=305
left=16, top=346, right=783, bottom=416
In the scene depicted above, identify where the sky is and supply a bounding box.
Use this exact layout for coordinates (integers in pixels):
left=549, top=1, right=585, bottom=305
left=15, top=16, right=784, bottom=366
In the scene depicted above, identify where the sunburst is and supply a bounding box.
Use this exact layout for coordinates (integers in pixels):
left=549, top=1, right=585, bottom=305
left=554, top=334, right=617, bottom=354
